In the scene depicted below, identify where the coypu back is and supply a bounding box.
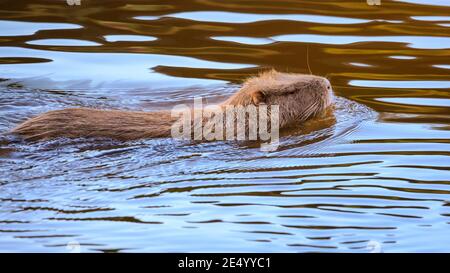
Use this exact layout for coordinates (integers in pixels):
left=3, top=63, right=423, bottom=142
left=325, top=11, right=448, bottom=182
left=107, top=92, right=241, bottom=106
left=12, top=108, right=175, bottom=141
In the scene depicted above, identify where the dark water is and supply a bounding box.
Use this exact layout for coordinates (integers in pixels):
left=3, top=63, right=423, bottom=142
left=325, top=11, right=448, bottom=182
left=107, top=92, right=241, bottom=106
left=0, top=0, right=449, bottom=252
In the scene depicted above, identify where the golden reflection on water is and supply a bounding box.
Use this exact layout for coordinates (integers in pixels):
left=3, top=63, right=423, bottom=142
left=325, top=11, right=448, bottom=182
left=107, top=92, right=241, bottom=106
left=0, top=0, right=449, bottom=252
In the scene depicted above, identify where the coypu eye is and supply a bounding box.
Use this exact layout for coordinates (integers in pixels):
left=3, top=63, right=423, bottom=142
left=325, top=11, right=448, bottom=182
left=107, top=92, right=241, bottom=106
left=327, top=86, right=331, bottom=90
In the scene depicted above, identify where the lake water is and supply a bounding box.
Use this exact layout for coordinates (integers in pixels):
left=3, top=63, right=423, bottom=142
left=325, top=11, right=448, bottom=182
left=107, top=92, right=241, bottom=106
left=0, top=0, right=449, bottom=252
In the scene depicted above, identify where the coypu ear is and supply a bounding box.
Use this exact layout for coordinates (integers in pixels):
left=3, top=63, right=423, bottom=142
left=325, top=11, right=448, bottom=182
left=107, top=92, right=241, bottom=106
left=251, top=91, right=266, bottom=105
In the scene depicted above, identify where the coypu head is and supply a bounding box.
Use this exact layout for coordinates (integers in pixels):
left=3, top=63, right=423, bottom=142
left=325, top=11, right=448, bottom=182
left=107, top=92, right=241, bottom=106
left=224, top=70, right=334, bottom=127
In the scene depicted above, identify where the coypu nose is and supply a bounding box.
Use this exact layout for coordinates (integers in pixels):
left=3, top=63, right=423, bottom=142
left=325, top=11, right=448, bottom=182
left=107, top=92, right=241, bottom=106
left=322, top=78, right=334, bottom=106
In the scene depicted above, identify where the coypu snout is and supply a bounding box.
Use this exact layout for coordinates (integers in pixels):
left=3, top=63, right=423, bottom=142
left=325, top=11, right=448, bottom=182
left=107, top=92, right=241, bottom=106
left=307, top=75, right=334, bottom=109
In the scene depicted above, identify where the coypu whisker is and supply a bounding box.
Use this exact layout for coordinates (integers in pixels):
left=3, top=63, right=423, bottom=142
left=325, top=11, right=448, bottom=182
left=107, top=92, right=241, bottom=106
left=306, top=45, right=313, bottom=75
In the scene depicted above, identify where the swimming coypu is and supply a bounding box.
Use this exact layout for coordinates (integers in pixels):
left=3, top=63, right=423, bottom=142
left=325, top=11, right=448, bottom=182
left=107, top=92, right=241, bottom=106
left=11, top=70, right=334, bottom=141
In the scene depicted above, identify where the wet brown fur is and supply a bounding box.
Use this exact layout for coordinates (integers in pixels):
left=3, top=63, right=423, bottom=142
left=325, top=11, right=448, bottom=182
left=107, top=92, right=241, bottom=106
left=11, top=70, right=333, bottom=141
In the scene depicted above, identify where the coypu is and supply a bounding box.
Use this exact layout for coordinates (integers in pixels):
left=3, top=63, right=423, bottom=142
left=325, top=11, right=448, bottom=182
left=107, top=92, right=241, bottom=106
left=11, top=70, right=334, bottom=141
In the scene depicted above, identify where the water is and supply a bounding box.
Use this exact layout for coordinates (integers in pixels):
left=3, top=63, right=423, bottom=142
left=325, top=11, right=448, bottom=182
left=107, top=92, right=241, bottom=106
left=0, top=0, right=449, bottom=252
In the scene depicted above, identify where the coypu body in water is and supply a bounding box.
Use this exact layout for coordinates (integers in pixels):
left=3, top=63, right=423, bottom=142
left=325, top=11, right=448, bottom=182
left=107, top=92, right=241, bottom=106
left=11, top=70, right=333, bottom=141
